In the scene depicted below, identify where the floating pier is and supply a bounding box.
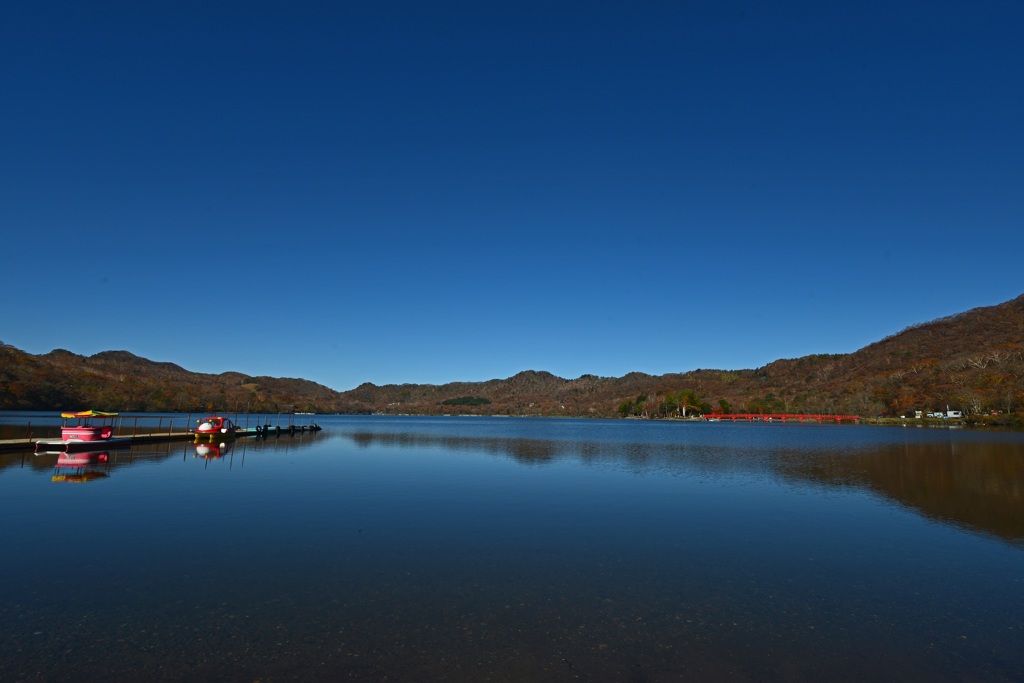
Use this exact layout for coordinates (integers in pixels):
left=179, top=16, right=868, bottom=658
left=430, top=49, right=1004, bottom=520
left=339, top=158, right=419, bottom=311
left=0, top=420, right=323, bottom=453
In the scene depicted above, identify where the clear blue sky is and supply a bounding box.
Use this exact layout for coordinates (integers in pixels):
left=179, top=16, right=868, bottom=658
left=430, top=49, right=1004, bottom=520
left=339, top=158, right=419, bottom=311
left=3, top=1, right=1022, bottom=391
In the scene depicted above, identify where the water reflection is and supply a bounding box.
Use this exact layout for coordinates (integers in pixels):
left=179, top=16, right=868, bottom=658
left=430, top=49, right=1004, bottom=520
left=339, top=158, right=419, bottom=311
left=54, top=451, right=110, bottom=466
left=50, top=450, right=111, bottom=483
left=347, top=429, right=562, bottom=463
left=1, top=417, right=1022, bottom=682
left=194, top=441, right=233, bottom=460
left=342, top=428, right=745, bottom=467
left=776, top=440, right=1024, bottom=545
left=339, top=426, right=1024, bottom=546
left=0, top=429, right=328, bottom=477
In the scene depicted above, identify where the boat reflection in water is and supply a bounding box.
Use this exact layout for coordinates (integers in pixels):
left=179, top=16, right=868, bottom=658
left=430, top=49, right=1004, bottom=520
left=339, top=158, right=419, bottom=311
left=50, top=450, right=111, bottom=483
left=194, top=441, right=233, bottom=460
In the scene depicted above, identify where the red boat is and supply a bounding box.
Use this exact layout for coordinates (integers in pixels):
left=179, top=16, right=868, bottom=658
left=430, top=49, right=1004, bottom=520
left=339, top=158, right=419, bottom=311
left=194, top=416, right=239, bottom=441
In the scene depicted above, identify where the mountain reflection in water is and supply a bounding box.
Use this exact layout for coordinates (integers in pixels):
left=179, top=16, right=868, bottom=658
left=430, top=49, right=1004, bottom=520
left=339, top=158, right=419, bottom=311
left=1, top=416, right=1022, bottom=682
left=341, top=427, right=1024, bottom=546
left=775, top=440, right=1024, bottom=545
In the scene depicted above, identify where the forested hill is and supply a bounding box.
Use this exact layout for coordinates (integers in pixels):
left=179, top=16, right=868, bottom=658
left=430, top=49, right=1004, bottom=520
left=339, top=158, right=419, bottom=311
left=2, top=294, right=1023, bottom=419
left=0, top=346, right=359, bottom=415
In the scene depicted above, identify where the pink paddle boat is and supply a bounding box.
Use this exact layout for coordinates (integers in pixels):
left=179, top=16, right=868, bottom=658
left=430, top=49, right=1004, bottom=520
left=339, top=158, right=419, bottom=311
left=60, top=410, right=118, bottom=442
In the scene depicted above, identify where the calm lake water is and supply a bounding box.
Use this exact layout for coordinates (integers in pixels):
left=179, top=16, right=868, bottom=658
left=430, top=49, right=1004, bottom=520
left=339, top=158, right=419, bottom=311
left=1, top=415, right=1022, bottom=681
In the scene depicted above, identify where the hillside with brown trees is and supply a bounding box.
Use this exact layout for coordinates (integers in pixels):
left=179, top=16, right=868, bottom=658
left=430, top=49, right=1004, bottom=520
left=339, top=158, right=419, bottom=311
left=2, top=294, right=1023, bottom=421
left=0, top=347, right=361, bottom=415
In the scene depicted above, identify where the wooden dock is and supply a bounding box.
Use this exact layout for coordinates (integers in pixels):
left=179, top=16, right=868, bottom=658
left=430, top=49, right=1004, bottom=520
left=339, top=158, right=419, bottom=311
left=1, top=423, right=323, bottom=453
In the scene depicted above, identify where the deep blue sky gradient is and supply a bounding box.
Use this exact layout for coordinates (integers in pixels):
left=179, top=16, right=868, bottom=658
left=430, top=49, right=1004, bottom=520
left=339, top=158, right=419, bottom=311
left=3, top=1, right=1022, bottom=390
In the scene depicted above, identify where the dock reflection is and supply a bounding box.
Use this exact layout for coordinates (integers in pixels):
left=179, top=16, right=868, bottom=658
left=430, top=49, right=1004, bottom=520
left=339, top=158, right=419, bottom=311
left=0, top=429, right=327, bottom=477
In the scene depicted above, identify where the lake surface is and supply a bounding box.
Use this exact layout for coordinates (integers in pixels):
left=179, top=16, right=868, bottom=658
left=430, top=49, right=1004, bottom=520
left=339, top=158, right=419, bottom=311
left=1, top=415, right=1022, bottom=681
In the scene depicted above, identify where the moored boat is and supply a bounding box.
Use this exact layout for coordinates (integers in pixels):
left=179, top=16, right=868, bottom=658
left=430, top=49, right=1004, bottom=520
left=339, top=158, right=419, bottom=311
left=194, top=416, right=239, bottom=441
left=60, top=410, right=118, bottom=442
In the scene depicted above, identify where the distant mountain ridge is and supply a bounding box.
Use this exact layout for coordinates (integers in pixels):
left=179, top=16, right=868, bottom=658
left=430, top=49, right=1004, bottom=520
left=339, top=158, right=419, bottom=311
left=2, top=294, right=1023, bottom=419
